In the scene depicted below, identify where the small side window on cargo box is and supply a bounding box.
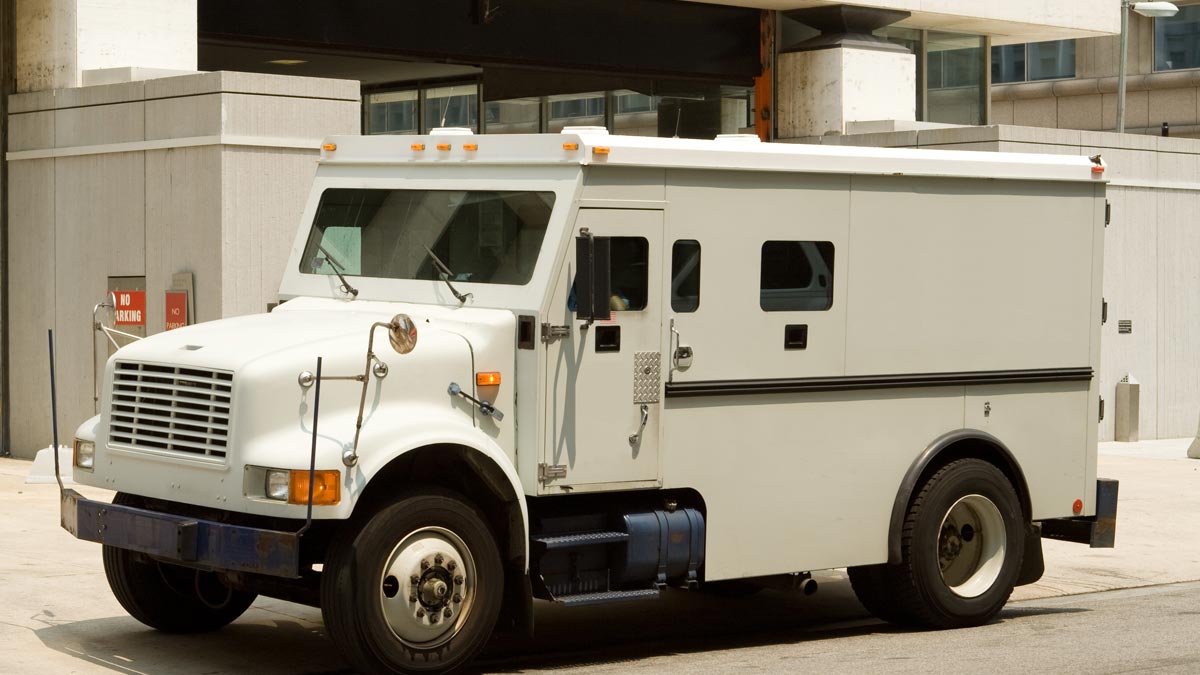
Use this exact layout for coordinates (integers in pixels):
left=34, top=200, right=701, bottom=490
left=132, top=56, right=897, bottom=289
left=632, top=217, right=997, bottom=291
left=671, top=240, right=701, bottom=312
left=760, top=241, right=834, bottom=311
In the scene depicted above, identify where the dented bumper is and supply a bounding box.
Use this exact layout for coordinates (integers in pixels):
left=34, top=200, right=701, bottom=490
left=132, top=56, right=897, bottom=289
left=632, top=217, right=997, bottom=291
left=60, top=489, right=302, bottom=578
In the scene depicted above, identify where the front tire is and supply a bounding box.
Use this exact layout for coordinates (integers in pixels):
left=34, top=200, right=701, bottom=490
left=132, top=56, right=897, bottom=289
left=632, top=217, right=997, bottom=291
left=321, top=490, right=504, bottom=675
left=851, top=459, right=1023, bottom=629
left=102, top=494, right=257, bottom=633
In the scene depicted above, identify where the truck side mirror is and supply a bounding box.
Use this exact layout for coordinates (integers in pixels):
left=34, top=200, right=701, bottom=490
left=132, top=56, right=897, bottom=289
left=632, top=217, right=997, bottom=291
left=575, top=230, right=612, bottom=322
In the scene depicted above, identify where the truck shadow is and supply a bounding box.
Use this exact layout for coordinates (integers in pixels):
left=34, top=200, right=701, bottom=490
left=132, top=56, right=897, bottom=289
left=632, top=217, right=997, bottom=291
left=32, top=576, right=1088, bottom=675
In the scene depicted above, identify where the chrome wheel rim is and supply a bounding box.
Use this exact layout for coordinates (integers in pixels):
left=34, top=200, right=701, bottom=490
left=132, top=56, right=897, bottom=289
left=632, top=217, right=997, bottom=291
left=379, top=526, right=476, bottom=648
left=937, top=494, right=1006, bottom=598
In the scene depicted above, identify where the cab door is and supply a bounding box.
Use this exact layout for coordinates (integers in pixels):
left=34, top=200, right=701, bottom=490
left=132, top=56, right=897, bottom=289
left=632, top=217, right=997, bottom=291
left=543, top=209, right=664, bottom=489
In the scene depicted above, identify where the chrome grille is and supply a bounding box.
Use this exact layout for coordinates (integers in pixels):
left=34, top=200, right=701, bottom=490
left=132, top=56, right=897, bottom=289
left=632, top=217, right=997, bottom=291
left=110, top=361, right=233, bottom=459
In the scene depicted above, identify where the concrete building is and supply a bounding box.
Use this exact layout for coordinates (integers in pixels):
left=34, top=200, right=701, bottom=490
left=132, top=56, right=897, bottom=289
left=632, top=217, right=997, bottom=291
left=2, top=1, right=1195, bottom=458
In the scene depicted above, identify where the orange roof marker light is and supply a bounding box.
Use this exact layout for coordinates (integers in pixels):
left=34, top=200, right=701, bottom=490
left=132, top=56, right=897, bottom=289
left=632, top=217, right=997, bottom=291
left=1089, top=153, right=1106, bottom=175
left=463, top=143, right=478, bottom=151
left=476, top=371, right=501, bottom=387
left=436, top=143, right=452, bottom=151
left=563, top=142, right=579, bottom=151
left=593, top=146, right=610, bottom=156
left=411, top=143, right=426, bottom=151
left=322, top=143, right=337, bottom=151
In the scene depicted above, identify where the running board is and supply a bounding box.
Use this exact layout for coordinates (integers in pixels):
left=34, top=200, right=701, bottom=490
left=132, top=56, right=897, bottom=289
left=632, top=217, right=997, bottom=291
left=553, top=588, right=661, bottom=607
left=532, top=531, right=630, bottom=549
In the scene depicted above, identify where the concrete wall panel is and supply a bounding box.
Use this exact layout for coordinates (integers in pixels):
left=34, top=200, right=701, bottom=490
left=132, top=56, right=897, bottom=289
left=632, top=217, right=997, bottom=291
left=221, top=93, right=360, bottom=140
left=54, top=101, right=144, bottom=147
left=1013, top=98, right=1058, bottom=128
left=9, top=110, right=55, bottom=151
left=1156, top=189, right=1200, bottom=438
left=53, top=153, right=147, bottom=442
left=144, top=147, right=224, bottom=327
left=220, top=148, right=321, bottom=318
left=8, top=159, right=57, bottom=455
left=145, top=94, right=223, bottom=140
left=1099, top=187, right=1159, bottom=441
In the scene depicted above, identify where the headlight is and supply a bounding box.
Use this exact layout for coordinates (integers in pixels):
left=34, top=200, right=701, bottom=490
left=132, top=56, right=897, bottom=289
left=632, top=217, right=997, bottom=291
left=73, top=439, right=95, bottom=470
left=265, top=469, right=290, bottom=501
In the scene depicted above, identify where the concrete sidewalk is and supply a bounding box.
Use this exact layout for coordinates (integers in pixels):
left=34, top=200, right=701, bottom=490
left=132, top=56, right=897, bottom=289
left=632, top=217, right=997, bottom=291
left=0, top=439, right=1196, bottom=674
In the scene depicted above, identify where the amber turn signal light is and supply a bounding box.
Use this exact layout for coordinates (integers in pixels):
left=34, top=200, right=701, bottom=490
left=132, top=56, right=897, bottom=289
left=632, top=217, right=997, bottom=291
left=322, top=143, right=337, bottom=151
left=476, top=371, right=501, bottom=387
left=289, top=470, right=341, bottom=505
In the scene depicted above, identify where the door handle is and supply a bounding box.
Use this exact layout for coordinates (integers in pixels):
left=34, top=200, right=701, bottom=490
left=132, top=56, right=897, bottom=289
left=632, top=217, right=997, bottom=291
left=628, top=403, right=649, bottom=446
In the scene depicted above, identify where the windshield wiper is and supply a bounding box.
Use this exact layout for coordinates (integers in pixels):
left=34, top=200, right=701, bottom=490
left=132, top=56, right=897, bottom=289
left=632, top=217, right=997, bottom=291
left=317, top=244, right=359, bottom=298
left=423, top=245, right=472, bottom=304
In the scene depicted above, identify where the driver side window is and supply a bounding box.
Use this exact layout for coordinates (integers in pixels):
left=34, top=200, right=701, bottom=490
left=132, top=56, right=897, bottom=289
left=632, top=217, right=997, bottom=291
left=568, top=236, right=649, bottom=312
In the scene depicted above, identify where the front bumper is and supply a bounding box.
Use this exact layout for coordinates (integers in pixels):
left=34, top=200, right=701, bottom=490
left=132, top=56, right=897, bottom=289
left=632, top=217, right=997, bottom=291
left=1040, top=478, right=1119, bottom=548
left=61, top=489, right=303, bottom=578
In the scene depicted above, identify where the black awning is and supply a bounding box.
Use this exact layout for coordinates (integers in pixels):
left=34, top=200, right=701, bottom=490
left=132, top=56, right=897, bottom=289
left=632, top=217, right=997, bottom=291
left=199, top=0, right=760, bottom=84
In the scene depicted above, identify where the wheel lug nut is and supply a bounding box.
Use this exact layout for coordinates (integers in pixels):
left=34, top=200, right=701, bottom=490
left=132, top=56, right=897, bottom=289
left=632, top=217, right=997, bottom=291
left=443, top=608, right=452, bottom=618
left=410, top=575, right=420, bottom=585
left=420, top=559, right=430, bottom=570
left=416, top=609, right=425, bottom=618
left=430, top=613, right=439, bottom=624
left=434, top=554, right=444, bottom=565
left=447, top=560, right=457, bottom=571
left=454, top=575, right=464, bottom=585
left=453, top=593, right=462, bottom=603
left=409, top=595, right=417, bottom=603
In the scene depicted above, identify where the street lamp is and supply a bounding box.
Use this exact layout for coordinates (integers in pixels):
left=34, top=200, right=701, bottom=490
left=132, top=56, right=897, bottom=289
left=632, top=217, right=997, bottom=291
left=1118, top=1, right=1179, bottom=133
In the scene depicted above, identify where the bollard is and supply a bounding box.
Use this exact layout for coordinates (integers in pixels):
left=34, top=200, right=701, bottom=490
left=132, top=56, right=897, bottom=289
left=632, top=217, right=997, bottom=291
left=1114, top=374, right=1140, bottom=443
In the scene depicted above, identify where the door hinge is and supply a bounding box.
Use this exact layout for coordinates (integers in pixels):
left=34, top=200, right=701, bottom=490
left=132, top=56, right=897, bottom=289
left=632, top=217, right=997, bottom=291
left=538, top=463, right=568, bottom=483
left=541, top=323, right=570, bottom=343
left=1105, top=200, right=1111, bottom=227
left=1102, top=298, right=1108, bottom=325
left=1099, top=396, right=1105, bottom=422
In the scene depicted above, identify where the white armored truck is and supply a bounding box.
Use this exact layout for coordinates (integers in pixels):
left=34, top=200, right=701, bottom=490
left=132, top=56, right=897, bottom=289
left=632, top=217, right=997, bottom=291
left=62, top=128, right=1117, bottom=674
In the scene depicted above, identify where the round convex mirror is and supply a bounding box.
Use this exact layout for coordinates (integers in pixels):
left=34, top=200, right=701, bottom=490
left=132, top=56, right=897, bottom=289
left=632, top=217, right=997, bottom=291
left=388, top=314, right=418, bottom=354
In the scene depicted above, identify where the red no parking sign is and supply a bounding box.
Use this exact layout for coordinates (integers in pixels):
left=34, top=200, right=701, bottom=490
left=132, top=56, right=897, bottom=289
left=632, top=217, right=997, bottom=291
left=165, top=290, right=189, bottom=331
left=113, top=291, right=145, bottom=326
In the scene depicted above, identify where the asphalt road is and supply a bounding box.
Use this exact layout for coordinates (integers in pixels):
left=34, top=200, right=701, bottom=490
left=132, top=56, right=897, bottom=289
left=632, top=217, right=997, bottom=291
left=8, top=444, right=1200, bottom=675
left=478, top=580, right=1200, bottom=675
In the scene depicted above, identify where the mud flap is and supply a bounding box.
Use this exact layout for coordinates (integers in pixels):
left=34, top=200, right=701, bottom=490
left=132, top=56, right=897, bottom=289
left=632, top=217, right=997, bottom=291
left=1016, top=522, right=1045, bottom=587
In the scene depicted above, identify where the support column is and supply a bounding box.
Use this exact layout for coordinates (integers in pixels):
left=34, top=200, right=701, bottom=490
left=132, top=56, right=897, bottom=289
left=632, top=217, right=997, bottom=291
left=15, top=0, right=196, bottom=93
left=776, top=6, right=915, bottom=138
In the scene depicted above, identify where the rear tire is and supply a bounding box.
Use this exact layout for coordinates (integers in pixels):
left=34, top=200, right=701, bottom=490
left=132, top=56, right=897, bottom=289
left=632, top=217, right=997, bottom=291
left=102, top=493, right=257, bottom=633
left=321, top=490, right=504, bottom=675
left=850, top=459, right=1023, bottom=629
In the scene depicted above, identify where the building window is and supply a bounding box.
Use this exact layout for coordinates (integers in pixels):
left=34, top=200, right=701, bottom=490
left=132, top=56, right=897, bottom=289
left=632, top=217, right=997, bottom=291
left=1156, top=5, right=1200, bottom=72
left=366, top=90, right=419, bottom=135
left=671, top=240, right=701, bottom=312
left=485, top=97, right=540, bottom=134
left=992, top=40, right=1075, bottom=84
left=424, top=84, right=479, bottom=132
left=759, top=241, right=835, bottom=312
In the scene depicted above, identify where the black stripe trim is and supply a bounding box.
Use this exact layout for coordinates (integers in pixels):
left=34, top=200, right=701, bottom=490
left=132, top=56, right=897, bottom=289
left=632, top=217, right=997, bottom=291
left=664, top=367, right=1094, bottom=398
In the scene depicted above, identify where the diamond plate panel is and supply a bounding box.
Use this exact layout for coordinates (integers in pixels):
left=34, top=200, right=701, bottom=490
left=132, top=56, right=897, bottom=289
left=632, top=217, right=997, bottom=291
left=633, top=351, right=661, bottom=404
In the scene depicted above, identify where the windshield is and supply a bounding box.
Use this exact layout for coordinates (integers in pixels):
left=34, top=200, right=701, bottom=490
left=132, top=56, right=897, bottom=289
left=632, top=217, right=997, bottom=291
left=300, top=188, right=555, bottom=286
